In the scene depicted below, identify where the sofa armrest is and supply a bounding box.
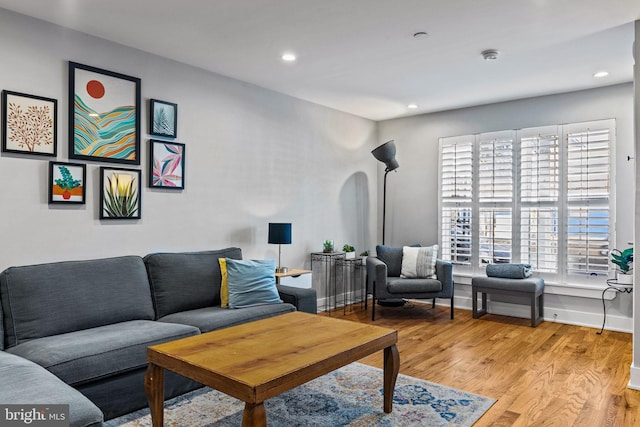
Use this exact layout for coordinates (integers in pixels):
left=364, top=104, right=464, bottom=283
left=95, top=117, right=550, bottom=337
left=366, top=256, right=389, bottom=298
left=276, top=285, right=317, bottom=314
left=436, top=259, right=454, bottom=297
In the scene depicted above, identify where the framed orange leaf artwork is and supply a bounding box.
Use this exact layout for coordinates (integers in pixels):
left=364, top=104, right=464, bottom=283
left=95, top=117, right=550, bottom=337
left=2, top=90, right=57, bottom=157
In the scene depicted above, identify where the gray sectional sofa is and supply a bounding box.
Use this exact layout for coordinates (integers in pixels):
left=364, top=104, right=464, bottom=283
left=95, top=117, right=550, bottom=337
left=0, top=247, right=316, bottom=426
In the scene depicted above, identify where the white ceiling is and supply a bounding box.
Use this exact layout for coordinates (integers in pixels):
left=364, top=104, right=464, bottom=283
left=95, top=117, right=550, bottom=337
left=0, top=0, right=638, bottom=121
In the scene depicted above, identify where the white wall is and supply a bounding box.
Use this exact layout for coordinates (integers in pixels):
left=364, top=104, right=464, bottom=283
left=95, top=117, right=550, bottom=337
left=0, top=9, right=378, bottom=300
left=378, top=83, right=635, bottom=331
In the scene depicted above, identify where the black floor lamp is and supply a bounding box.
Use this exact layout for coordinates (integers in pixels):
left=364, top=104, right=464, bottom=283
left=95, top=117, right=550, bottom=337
left=372, top=140, right=399, bottom=245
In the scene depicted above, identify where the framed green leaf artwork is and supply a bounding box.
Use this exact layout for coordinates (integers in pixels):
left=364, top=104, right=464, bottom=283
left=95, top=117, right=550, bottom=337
left=149, top=99, right=177, bottom=138
left=69, top=61, right=141, bottom=165
left=48, top=161, right=86, bottom=204
left=99, top=167, right=141, bottom=219
left=2, top=90, right=57, bottom=157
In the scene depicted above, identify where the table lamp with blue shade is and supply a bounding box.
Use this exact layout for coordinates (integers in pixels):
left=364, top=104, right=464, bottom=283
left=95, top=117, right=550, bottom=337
left=268, top=223, right=292, bottom=273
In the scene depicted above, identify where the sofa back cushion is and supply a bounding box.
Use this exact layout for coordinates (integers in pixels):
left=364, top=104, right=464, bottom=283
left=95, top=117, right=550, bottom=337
left=144, top=248, right=242, bottom=318
left=0, top=256, right=154, bottom=348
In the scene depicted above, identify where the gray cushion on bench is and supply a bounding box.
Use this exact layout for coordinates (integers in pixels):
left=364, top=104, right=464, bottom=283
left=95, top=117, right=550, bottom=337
left=144, top=248, right=242, bottom=318
left=5, top=320, right=199, bottom=386
left=0, top=256, right=154, bottom=348
left=0, top=351, right=103, bottom=427
left=472, top=276, right=544, bottom=293
left=157, top=304, right=295, bottom=333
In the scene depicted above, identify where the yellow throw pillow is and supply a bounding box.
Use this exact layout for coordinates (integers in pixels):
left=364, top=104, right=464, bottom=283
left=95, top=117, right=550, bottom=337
left=219, top=258, right=229, bottom=308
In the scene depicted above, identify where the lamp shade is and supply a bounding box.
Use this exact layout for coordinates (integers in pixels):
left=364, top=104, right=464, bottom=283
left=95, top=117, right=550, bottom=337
left=372, top=140, right=399, bottom=172
left=268, top=223, right=292, bottom=244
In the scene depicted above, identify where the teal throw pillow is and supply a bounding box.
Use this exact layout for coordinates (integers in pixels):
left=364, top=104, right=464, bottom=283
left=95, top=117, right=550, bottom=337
left=225, top=258, right=282, bottom=309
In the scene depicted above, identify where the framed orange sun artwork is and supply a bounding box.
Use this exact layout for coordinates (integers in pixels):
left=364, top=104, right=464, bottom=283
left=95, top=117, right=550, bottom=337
left=68, top=61, right=141, bottom=165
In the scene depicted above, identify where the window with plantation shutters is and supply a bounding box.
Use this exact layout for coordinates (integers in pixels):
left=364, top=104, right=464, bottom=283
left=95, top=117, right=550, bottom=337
left=438, top=119, right=614, bottom=282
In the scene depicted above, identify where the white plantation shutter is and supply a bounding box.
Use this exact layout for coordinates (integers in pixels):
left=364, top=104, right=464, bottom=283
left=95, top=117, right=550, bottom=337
left=478, top=208, right=512, bottom=264
left=441, top=207, right=472, bottom=265
left=521, top=132, right=560, bottom=202
left=479, top=135, right=513, bottom=203
left=441, top=138, right=473, bottom=202
left=520, top=127, right=560, bottom=272
left=565, top=120, right=612, bottom=275
left=521, top=207, right=558, bottom=272
left=440, top=137, right=473, bottom=265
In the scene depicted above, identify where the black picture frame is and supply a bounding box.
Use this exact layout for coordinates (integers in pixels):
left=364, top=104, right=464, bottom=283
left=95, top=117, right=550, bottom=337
left=99, top=167, right=142, bottom=219
left=2, top=90, right=57, bottom=157
left=149, top=140, right=185, bottom=189
left=48, top=161, right=87, bottom=205
left=69, top=61, right=141, bottom=165
left=149, top=99, right=177, bottom=138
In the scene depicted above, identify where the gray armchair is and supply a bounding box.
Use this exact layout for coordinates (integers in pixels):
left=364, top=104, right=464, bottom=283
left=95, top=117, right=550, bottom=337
left=366, top=245, right=454, bottom=321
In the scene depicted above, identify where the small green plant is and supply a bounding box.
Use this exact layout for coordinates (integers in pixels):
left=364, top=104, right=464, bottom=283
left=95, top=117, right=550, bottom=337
left=54, top=166, right=81, bottom=190
left=323, top=240, right=334, bottom=253
left=359, top=250, right=369, bottom=257
left=611, top=247, right=633, bottom=273
left=342, top=244, right=355, bottom=253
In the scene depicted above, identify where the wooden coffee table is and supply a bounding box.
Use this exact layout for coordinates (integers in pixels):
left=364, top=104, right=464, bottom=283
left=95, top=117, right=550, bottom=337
left=145, top=311, right=399, bottom=426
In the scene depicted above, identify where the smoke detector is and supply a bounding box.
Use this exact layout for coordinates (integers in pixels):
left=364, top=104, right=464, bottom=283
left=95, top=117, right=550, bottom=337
left=481, top=49, right=500, bottom=60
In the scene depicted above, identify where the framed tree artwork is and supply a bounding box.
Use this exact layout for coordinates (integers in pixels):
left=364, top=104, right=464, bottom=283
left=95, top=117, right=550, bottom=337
left=69, top=61, right=141, bottom=165
left=2, top=90, right=57, bottom=157
left=149, top=99, right=177, bottom=138
left=149, top=140, right=185, bottom=189
left=99, top=167, right=141, bottom=219
left=49, top=161, right=86, bottom=204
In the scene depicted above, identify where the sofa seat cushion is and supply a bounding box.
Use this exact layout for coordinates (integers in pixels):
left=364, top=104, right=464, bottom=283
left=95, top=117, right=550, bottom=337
left=387, top=277, right=443, bottom=294
left=0, top=351, right=103, bottom=427
left=157, top=304, right=295, bottom=333
left=5, top=320, right=199, bottom=386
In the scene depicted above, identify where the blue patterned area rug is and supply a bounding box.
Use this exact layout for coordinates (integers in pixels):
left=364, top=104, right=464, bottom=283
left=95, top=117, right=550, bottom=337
left=107, top=363, right=495, bottom=426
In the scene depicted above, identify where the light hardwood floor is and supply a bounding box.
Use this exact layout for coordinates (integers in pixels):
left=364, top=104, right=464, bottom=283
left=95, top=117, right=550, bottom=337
left=323, top=301, right=640, bottom=426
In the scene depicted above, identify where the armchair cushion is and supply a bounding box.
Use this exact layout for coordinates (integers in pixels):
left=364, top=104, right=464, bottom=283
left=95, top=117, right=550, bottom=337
left=401, top=245, right=438, bottom=279
left=387, top=277, right=442, bottom=294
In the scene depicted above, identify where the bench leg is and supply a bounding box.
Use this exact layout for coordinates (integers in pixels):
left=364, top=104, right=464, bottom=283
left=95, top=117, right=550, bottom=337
left=472, top=289, right=487, bottom=318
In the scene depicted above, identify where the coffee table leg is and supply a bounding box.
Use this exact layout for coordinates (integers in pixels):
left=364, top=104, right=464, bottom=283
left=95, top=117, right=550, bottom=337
left=383, top=344, right=400, bottom=413
left=242, top=402, right=266, bottom=427
left=145, top=363, right=165, bottom=427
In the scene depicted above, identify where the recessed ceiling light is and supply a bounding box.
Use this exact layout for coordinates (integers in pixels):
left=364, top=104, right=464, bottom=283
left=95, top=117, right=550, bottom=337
left=481, top=49, right=500, bottom=60
left=593, top=71, right=609, bottom=78
left=281, top=53, right=296, bottom=62
left=407, top=103, right=418, bottom=109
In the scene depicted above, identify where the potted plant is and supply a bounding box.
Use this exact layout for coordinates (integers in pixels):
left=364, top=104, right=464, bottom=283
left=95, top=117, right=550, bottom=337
left=323, top=240, right=334, bottom=253
left=611, top=247, right=633, bottom=285
left=359, top=250, right=369, bottom=265
left=343, top=244, right=355, bottom=258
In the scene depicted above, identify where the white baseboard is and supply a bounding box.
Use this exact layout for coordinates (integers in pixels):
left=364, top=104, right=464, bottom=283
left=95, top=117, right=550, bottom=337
left=443, top=294, right=633, bottom=333
left=317, top=292, right=632, bottom=334
left=629, top=364, right=640, bottom=390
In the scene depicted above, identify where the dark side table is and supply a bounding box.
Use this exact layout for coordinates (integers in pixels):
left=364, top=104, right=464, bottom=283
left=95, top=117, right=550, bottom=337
left=597, top=279, right=633, bottom=335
